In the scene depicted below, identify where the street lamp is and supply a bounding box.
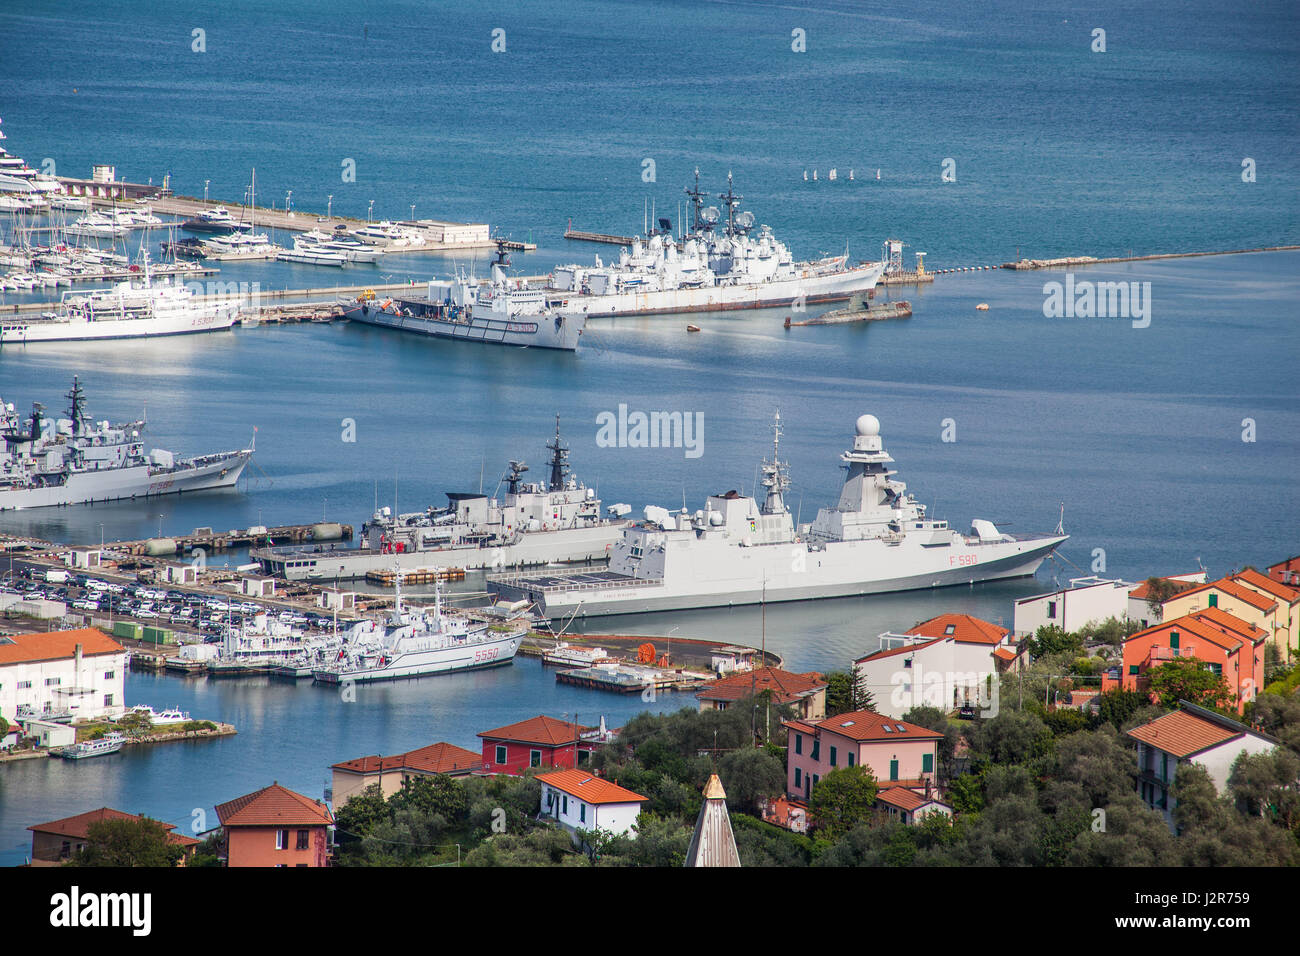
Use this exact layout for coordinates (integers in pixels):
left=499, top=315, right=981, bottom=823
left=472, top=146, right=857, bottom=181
left=368, top=200, right=374, bottom=222
left=285, top=190, right=293, bottom=213
left=327, top=194, right=333, bottom=219
left=157, top=515, right=164, bottom=538
left=409, top=203, right=415, bottom=221
left=204, top=180, right=210, bottom=202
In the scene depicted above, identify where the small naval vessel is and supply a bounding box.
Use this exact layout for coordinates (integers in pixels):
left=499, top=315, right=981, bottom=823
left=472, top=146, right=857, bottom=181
left=488, top=413, right=1068, bottom=618
left=341, top=242, right=585, bottom=351
left=548, top=171, right=885, bottom=317
left=253, top=417, right=628, bottom=580
left=0, top=377, right=255, bottom=511
left=311, top=572, right=526, bottom=684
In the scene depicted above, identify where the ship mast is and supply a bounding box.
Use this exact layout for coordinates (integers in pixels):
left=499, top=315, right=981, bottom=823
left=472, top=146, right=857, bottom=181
left=759, top=411, right=790, bottom=516
left=719, top=171, right=742, bottom=237
left=546, top=414, right=570, bottom=492
left=684, top=167, right=707, bottom=236
left=65, top=377, right=87, bottom=436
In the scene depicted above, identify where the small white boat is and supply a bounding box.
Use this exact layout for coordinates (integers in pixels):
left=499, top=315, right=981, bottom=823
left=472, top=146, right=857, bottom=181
left=58, top=731, right=126, bottom=759
left=119, top=704, right=191, bottom=725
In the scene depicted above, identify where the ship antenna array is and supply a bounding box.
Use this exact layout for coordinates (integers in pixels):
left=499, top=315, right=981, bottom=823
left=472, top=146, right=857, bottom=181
left=546, top=414, right=570, bottom=491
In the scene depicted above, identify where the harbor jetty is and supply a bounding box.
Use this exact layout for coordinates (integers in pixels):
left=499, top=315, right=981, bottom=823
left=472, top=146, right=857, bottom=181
left=785, top=298, right=911, bottom=327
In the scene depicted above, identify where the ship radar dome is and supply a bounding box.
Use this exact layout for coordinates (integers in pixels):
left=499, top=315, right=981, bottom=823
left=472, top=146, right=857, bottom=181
left=855, top=414, right=880, bottom=437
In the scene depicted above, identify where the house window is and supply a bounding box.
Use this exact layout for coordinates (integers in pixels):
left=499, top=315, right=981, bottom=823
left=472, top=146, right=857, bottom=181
left=296, top=829, right=310, bottom=850
left=530, top=750, right=542, bottom=768
left=562, top=796, right=568, bottom=815
left=1208, top=662, right=1223, bottom=677
left=1047, top=601, right=1057, bottom=619
left=577, top=750, right=590, bottom=766
left=889, top=759, right=899, bottom=781
left=811, top=739, right=820, bottom=761
left=45, top=677, right=61, bottom=686
left=812, top=774, right=820, bottom=787
left=1170, top=631, right=1180, bottom=649
left=1128, top=665, right=1139, bottom=676
left=847, top=753, right=855, bottom=767
left=794, top=767, right=802, bottom=788
left=495, top=745, right=507, bottom=765
left=944, top=624, right=955, bottom=635
left=17, top=680, right=31, bottom=689
left=829, top=746, right=837, bottom=767
left=276, top=829, right=289, bottom=850
left=104, top=694, right=114, bottom=707
left=922, top=753, right=934, bottom=774
left=1208, top=593, right=1218, bottom=608
left=104, top=671, right=115, bottom=679
left=579, top=804, right=586, bottom=824
left=794, top=734, right=802, bottom=755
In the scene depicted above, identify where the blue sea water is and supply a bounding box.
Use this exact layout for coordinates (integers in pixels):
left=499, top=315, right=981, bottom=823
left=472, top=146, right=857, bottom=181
left=0, top=0, right=1296, bottom=865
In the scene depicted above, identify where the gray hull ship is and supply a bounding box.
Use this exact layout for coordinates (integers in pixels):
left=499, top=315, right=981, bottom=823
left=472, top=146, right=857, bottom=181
left=0, top=378, right=254, bottom=511
left=253, top=418, right=628, bottom=580
left=488, top=414, right=1068, bottom=618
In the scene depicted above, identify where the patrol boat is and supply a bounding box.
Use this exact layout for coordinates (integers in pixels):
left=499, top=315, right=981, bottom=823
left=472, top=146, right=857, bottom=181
left=252, top=417, right=628, bottom=580
left=311, top=572, right=526, bottom=683
left=547, top=171, right=885, bottom=317
left=0, top=377, right=254, bottom=511
left=488, top=413, right=1068, bottom=618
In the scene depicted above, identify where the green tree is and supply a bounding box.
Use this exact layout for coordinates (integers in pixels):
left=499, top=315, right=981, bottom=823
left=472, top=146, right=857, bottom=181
left=1025, top=624, right=1083, bottom=659
left=808, top=765, right=878, bottom=839
left=1145, top=659, right=1234, bottom=710
left=824, top=670, right=857, bottom=716
left=69, top=817, right=184, bottom=867
left=1142, top=577, right=1195, bottom=620
left=333, top=784, right=390, bottom=841
left=1095, top=689, right=1149, bottom=730
left=717, top=747, right=785, bottom=815
left=387, top=774, right=469, bottom=821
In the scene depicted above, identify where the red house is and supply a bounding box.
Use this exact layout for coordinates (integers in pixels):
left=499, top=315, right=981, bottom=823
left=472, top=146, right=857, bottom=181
left=1268, top=555, right=1300, bottom=588
left=478, top=715, right=607, bottom=774
left=214, top=782, right=334, bottom=867
left=1110, top=608, right=1267, bottom=712
left=27, top=807, right=199, bottom=866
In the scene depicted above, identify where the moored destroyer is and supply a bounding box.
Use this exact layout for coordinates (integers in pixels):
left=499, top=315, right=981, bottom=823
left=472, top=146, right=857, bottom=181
left=253, top=417, right=628, bottom=580
left=488, top=414, right=1068, bottom=618
left=547, top=171, right=886, bottom=317
left=0, top=377, right=255, bottom=511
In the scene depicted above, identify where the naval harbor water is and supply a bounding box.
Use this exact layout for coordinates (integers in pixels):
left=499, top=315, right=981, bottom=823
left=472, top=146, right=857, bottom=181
left=0, top=0, right=1296, bottom=865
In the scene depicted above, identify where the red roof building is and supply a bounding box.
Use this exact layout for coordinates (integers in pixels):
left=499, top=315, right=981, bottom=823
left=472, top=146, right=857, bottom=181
left=215, top=782, right=334, bottom=867
left=330, top=741, right=480, bottom=806
left=695, top=666, right=827, bottom=719
left=1111, top=609, right=1267, bottom=712
left=478, top=715, right=605, bottom=774
left=783, top=710, right=943, bottom=805
left=27, top=807, right=199, bottom=866
left=1268, top=555, right=1300, bottom=589
left=906, top=613, right=1010, bottom=646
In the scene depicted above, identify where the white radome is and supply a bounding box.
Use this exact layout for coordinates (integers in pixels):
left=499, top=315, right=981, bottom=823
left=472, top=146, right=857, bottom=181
left=855, top=414, right=880, bottom=437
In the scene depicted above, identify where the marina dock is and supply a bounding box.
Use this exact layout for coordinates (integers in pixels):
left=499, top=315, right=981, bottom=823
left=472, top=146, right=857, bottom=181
left=365, top=567, right=467, bottom=586
left=564, top=221, right=637, bottom=245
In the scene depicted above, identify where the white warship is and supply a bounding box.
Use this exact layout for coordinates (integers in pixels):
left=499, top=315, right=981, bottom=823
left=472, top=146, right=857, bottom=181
left=0, top=377, right=255, bottom=511
left=253, top=417, right=628, bottom=580
left=311, top=573, right=526, bottom=683
left=488, top=414, right=1068, bottom=618
left=548, top=171, right=885, bottom=317
left=341, top=243, right=585, bottom=351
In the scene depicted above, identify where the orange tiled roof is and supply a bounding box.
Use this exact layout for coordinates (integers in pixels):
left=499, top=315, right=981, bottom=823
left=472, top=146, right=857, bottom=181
left=1190, top=607, right=1268, bottom=644
left=876, top=787, right=932, bottom=812
left=331, top=741, right=479, bottom=776
left=787, top=709, right=944, bottom=743
left=537, top=769, right=647, bottom=805
left=478, top=715, right=593, bottom=747
left=993, top=647, right=1016, bottom=662
left=1126, top=709, right=1246, bottom=758
left=1234, top=567, right=1300, bottom=604
left=0, top=628, right=123, bottom=665
left=215, top=783, right=333, bottom=828
left=906, top=613, right=1008, bottom=646
left=1171, top=578, right=1276, bottom=613
left=28, top=807, right=199, bottom=846
left=696, top=666, right=826, bottom=704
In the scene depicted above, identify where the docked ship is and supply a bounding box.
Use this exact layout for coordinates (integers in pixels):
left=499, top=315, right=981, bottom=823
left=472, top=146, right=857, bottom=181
left=253, top=418, right=627, bottom=580
left=180, top=206, right=252, bottom=234
left=0, top=377, right=255, bottom=511
left=0, top=256, right=243, bottom=345
left=57, top=731, right=126, bottom=760
left=341, top=245, right=584, bottom=351
left=547, top=171, right=885, bottom=317
left=311, top=574, right=527, bottom=683
left=488, top=413, right=1068, bottom=618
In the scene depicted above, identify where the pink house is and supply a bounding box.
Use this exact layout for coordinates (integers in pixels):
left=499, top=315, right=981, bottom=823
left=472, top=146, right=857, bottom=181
left=783, top=710, right=943, bottom=801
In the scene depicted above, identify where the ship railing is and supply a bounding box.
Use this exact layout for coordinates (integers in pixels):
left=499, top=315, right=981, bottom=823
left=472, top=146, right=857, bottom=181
left=491, top=574, right=662, bottom=594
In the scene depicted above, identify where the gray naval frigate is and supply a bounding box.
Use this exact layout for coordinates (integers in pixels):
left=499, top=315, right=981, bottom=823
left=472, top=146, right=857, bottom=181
left=252, top=418, right=629, bottom=580
left=487, top=413, right=1068, bottom=618
left=0, top=378, right=255, bottom=511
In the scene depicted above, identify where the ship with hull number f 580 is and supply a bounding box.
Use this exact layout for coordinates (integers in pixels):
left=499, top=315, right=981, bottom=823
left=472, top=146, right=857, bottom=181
left=488, top=414, right=1068, bottom=618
